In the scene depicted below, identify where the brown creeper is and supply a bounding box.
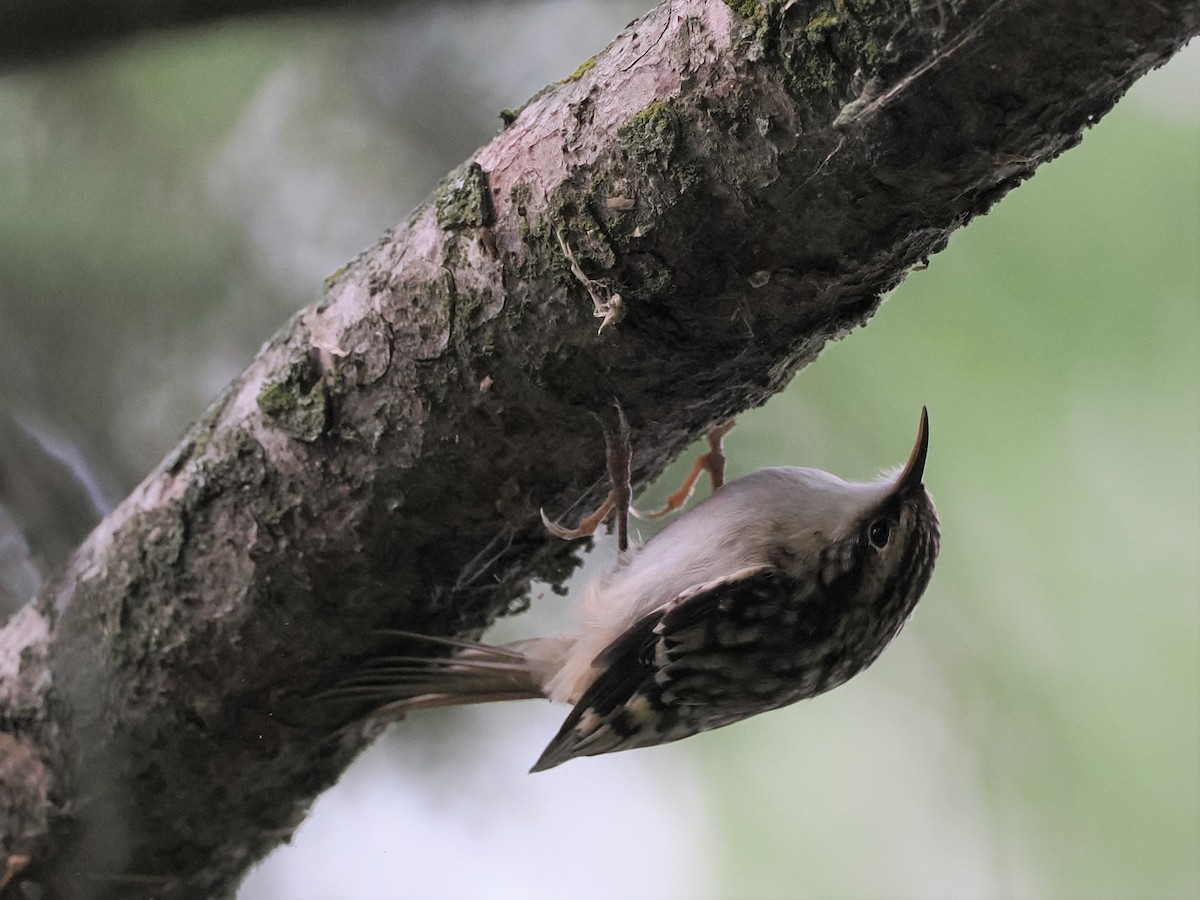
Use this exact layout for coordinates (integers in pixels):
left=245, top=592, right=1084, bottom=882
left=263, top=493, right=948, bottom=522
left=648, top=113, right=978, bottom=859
left=336, top=409, right=939, bottom=772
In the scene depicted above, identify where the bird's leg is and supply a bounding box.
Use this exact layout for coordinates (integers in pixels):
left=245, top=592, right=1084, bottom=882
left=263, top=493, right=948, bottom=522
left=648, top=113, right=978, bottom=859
left=540, top=405, right=635, bottom=551
left=606, top=406, right=632, bottom=552
left=633, top=419, right=736, bottom=521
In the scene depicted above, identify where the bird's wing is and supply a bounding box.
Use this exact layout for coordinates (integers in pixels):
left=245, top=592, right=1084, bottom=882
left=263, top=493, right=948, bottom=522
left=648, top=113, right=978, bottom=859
left=530, top=564, right=799, bottom=772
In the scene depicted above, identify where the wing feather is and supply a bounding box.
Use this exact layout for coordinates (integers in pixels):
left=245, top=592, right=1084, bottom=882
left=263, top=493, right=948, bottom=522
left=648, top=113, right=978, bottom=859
left=530, top=566, right=782, bottom=772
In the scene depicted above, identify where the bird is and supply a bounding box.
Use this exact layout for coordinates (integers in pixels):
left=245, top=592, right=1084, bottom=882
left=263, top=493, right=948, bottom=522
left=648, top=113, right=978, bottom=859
left=334, top=408, right=940, bottom=772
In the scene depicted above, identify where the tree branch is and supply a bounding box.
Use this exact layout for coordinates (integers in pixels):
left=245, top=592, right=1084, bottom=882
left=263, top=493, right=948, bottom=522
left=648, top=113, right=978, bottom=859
left=2, top=0, right=1197, bottom=896
left=0, top=0, right=400, bottom=67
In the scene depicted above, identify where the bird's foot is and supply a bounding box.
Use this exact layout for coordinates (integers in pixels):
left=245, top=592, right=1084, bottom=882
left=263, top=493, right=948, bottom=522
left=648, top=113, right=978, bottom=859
left=541, top=404, right=634, bottom=551
left=632, top=419, right=735, bottom=521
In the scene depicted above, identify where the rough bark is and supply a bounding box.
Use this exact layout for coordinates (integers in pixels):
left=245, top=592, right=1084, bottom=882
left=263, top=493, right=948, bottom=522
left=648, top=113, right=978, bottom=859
left=1, top=0, right=1196, bottom=897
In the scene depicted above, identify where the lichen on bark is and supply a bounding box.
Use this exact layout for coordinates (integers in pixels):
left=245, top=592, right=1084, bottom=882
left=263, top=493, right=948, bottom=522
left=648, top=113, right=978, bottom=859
left=2, top=0, right=1197, bottom=896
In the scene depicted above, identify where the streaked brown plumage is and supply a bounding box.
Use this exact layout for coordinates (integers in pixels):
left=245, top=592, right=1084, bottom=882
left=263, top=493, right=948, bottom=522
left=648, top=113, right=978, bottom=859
left=334, top=409, right=940, bottom=772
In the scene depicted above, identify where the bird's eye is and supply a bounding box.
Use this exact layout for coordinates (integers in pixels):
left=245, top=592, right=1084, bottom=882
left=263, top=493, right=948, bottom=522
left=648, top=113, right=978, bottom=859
left=868, top=518, right=892, bottom=549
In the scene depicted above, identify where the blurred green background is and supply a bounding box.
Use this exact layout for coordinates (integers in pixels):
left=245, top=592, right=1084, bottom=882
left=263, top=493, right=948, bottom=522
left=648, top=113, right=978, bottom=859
left=1, top=3, right=1196, bottom=898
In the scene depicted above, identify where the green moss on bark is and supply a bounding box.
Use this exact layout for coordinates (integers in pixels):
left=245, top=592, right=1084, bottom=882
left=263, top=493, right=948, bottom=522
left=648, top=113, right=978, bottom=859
left=435, top=162, right=494, bottom=230
left=563, top=56, right=597, bottom=82
left=621, top=101, right=680, bottom=164
left=778, top=0, right=907, bottom=99
left=257, top=355, right=329, bottom=442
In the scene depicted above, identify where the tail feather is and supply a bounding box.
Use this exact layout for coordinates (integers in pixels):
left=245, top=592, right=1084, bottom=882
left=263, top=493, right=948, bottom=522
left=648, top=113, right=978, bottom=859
left=372, top=629, right=528, bottom=659
left=338, top=655, right=536, bottom=677
left=322, top=630, right=547, bottom=716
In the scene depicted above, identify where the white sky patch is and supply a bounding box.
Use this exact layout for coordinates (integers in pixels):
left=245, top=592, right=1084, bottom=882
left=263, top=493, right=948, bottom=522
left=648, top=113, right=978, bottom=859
left=1128, top=39, right=1200, bottom=126
left=239, top=701, right=712, bottom=900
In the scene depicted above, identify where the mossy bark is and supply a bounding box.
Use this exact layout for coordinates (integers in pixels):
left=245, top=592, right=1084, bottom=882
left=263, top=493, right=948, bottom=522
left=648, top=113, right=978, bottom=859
left=1, top=0, right=1197, bottom=897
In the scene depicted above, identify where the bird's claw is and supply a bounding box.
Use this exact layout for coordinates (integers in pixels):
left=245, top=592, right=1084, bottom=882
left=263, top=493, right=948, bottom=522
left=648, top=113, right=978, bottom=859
left=542, top=404, right=633, bottom=551
left=631, top=419, right=735, bottom=520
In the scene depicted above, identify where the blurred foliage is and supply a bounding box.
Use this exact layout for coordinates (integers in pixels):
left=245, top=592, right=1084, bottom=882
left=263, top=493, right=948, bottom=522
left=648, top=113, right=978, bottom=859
left=0, top=3, right=1196, bottom=898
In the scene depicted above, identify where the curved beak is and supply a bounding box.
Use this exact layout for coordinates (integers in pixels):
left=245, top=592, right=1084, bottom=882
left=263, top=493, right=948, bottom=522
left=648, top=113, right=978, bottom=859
left=893, top=407, right=930, bottom=493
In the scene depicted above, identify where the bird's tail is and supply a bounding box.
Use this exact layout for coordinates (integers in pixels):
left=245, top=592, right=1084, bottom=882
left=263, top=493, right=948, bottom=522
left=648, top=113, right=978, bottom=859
left=323, top=630, right=551, bottom=716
